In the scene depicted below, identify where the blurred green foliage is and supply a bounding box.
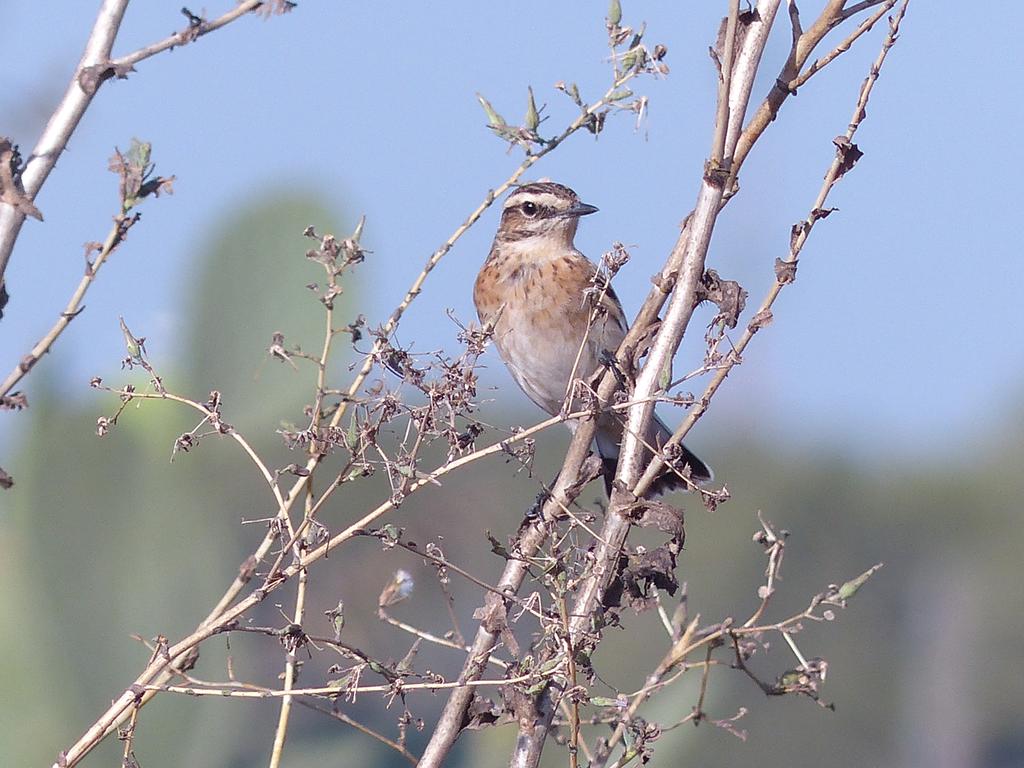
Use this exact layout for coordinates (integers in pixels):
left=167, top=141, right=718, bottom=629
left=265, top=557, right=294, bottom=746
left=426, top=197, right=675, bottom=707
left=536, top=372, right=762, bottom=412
left=2, top=192, right=1023, bottom=768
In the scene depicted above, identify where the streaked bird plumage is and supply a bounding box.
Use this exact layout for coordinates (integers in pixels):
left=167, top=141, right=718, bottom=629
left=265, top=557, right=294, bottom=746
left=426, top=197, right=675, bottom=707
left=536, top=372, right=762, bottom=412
left=474, top=182, right=711, bottom=496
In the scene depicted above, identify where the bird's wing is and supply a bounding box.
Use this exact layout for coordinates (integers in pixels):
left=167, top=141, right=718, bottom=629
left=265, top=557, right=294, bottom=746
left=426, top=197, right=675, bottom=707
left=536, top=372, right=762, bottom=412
left=599, top=279, right=629, bottom=338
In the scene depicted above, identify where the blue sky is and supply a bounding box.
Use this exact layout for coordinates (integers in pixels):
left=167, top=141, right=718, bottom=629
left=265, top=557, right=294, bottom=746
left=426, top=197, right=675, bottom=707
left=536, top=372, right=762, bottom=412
left=2, top=2, right=1021, bottom=465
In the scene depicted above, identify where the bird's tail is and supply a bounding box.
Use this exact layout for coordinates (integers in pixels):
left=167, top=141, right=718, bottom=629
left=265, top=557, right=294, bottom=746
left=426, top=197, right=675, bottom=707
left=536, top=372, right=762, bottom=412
left=596, top=414, right=712, bottom=497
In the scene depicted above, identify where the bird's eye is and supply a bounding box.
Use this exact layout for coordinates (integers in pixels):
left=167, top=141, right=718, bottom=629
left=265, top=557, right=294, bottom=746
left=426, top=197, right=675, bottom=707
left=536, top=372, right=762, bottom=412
left=521, top=201, right=538, bottom=217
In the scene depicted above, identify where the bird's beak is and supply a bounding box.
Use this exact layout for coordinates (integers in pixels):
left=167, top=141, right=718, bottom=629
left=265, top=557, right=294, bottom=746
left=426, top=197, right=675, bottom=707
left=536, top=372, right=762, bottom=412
left=564, top=202, right=599, bottom=218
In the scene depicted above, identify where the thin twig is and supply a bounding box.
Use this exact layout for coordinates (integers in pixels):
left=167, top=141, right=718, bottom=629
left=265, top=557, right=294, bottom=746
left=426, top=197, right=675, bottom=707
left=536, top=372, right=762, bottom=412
left=98, top=386, right=295, bottom=537
left=268, top=541, right=310, bottom=765
left=509, top=5, right=781, bottom=766
left=730, top=0, right=893, bottom=179
left=330, top=67, right=646, bottom=438
left=111, top=1, right=267, bottom=71
left=0, top=1, right=271, bottom=310
left=379, top=612, right=509, bottom=668
left=294, top=700, right=418, bottom=766
left=1, top=215, right=125, bottom=397
left=143, top=669, right=551, bottom=696
left=635, top=0, right=910, bottom=497
left=790, top=2, right=895, bottom=91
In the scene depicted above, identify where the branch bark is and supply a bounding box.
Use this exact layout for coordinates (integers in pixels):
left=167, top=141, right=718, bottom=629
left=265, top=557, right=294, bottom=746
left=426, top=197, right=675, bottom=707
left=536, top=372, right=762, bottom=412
left=508, top=3, right=782, bottom=766
left=636, top=0, right=910, bottom=498
left=731, top=0, right=895, bottom=180
left=0, top=0, right=128, bottom=315
left=0, top=1, right=270, bottom=317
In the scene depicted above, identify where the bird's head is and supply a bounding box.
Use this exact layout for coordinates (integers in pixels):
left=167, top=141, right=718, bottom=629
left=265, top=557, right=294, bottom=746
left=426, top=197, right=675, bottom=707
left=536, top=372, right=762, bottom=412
left=495, top=182, right=598, bottom=247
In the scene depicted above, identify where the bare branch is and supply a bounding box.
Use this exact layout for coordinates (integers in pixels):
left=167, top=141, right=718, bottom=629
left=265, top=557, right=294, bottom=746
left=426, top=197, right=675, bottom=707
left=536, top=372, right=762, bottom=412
left=0, top=1, right=272, bottom=315
left=508, top=4, right=782, bottom=766
left=42, top=5, right=909, bottom=766
left=636, top=0, right=911, bottom=496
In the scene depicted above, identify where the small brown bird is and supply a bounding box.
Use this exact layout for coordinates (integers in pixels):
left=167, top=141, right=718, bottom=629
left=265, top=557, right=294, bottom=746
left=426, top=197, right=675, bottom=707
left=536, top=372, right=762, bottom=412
left=474, top=181, right=711, bottom=495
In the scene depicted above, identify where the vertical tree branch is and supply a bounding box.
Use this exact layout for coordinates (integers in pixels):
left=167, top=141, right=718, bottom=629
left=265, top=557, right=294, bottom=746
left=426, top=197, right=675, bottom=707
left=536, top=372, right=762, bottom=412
left=0, top=214, right=123, bottom=398
left=40, top=4, right=908, bottom=765
left=0, top=0, right=129, bottom=311
left=508, top=3, right=782, bottom=767
left=731, top=0, right=895, bottom=179
left=0, top=0, right=271, bottom=315
left=635, top=0, right=910, bottom=498
left=268, top=564, right=308, bottom=768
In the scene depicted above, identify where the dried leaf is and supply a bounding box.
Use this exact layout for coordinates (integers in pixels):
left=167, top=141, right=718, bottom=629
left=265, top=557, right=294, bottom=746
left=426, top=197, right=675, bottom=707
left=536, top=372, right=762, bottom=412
left=697, top=269, right=747, bottom=329
left=109, top=138, right=174, bottom=211
left=461, top=694, right=502, bottom=730
left=472, top=596, right=508, bottom=634
left=833, top=135, right=864, bottom=179
left=0, top=138, right=43, bottom=221
left=774, top=257, right=798, bottom=285
left=622, top=498, right=685, bottom=542
left=0, top=392, right=28, bottom=410
left=606, top=543, right=681, bottom=613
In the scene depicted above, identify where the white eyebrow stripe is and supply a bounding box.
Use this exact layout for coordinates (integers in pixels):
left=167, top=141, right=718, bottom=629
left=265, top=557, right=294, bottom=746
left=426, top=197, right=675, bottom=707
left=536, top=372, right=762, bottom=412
left=502, top=192, right=569, bottom=211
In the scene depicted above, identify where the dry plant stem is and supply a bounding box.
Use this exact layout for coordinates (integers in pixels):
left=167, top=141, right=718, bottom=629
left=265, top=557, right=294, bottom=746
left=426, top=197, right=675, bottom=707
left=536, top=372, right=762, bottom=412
left=56, top=22, right=641, bottom=768
left=119, top=637, right=167, bottom=767
left=268, top=565, right=308, bottom=768
left=790, top=1, right=896, bottom=91
left=731, top=0, right=894, bottom=179
left=0, top=215, right=123, bottom=397
left=56, top=401, right=588, bottom=766
left=56, top=5, right=898, bottom=763
left=380, top=613, right=490, bottom=659
left=120, top=703, right=140, bottom=766
left=265, top=263, right=337, bottom=766
left=139, top=644, right=420, bottom=766
left=0, top=0, right=267, bottom=305
left=509, top=5, right=781, bottom=766
left=591, top=616, right=700, bottom=767
left=710, top=0, right=741, bottom=164
left=635, top=0, right=910, bottom=497
left=0, top=0, right=127, bottom=298
left=417, top=427, right=598, bottom=768
left=137, top=390, right=295, bottom=535
left=841, top=0, right=892, bottom=20
left=592, top=9, right=909, bottom=760
left=144, top=669, right=555, bottom=697
left=331, top=69, right=643, bottom=434
left=559, top=598, right=581, bottom=768
left=294, top=700, right=418, bottom=766
left=110, top=1, right=266, bottom=71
